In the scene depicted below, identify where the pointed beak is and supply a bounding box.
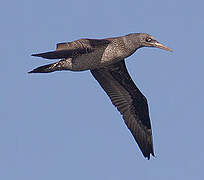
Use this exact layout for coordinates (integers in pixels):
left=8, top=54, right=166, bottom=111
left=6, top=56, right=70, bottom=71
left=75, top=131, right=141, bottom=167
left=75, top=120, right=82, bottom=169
left=154, top=42, right=172, bottom=52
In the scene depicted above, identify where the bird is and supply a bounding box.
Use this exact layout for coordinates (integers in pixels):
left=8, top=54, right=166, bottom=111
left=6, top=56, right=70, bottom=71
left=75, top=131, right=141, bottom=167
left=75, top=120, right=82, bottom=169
left=29, top=33, right=172, bottom=159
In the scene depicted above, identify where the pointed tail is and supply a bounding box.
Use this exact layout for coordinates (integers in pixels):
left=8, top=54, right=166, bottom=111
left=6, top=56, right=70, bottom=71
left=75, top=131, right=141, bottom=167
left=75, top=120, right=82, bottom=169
left=28, top=62, right=63, bottom=73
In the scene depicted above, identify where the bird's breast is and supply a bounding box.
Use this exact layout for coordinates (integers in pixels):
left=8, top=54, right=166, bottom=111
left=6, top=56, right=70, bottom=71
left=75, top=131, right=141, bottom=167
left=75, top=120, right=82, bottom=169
left=68, top=42, right=132, bottom=71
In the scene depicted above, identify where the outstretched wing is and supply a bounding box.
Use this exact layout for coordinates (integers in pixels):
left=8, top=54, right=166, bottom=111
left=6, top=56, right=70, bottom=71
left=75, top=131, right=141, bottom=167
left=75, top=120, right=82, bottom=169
left=91, top=60, right=154, bottom=159
left=32, top=39, right=110, bottom=59
left=31, top=49, right=82, bottom=59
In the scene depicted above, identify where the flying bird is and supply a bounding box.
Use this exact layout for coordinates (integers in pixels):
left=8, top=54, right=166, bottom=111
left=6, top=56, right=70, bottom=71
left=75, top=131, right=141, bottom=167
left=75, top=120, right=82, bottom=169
left=29, top=33, right=172, bottom=159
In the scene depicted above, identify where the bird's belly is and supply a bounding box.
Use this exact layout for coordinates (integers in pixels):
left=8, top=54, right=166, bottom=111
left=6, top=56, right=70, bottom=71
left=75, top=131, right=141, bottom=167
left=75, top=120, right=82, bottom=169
left=69, top=49, right=123, bottom=71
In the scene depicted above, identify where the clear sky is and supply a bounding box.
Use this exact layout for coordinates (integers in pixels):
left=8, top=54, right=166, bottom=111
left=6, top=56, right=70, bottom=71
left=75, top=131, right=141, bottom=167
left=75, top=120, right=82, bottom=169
left=1, top=0, right=204, bottom=179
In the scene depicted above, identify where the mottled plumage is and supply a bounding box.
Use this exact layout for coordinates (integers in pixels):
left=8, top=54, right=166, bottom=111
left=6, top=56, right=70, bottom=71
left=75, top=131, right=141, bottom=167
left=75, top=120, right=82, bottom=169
left=29, top=33, right=172, bottom=159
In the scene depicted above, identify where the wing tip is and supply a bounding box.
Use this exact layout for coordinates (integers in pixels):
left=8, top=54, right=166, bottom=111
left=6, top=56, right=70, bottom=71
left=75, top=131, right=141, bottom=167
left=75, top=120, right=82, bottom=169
left=143, top=144, right=155, bottom=160
left=139, top=138, right=155, bottom=160
left=28, top=70, right=34, bottom=74
left=31, top=53, right=41, bottom=57
left=145, top=151, right=155, bottom=160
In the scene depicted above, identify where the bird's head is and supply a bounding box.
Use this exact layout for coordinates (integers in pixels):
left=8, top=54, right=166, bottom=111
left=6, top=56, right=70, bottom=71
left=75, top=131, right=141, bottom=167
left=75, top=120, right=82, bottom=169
left=136, top=33, right=172, bottom=52
left=127, top=33, right=172, bottom=52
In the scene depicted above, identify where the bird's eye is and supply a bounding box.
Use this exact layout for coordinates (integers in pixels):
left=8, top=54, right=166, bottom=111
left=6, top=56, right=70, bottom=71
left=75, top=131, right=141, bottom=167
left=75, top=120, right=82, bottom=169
left=146, top=38, right=152, bottom=42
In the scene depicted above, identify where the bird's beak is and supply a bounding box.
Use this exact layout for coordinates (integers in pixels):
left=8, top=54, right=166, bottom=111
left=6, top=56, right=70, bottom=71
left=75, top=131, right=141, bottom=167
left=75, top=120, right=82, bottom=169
left=154, top=42, right=172, bottom=52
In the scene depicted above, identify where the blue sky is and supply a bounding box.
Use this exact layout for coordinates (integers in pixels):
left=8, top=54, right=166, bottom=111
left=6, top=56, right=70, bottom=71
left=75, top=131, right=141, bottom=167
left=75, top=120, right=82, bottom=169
left=1, top=0, right=204, bottom=179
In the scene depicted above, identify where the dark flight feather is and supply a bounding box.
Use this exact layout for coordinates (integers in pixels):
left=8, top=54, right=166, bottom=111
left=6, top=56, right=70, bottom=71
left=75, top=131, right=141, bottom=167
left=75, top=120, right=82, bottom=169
left=91, top=60, right=154, bottom=159
left=32, top=39, right=110, bottom=60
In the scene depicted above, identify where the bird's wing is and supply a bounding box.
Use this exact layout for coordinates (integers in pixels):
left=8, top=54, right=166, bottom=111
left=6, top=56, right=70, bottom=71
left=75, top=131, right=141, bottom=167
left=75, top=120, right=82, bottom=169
left=32, top=39, right=110, bottom=59
left=91, top=60, right=154, bottom=159
left=31, top=49, right=79, bottom=59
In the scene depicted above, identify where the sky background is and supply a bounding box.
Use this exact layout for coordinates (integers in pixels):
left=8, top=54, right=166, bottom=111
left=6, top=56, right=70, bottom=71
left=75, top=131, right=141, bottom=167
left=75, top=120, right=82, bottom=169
left=1, top=0, right=204, bottom=179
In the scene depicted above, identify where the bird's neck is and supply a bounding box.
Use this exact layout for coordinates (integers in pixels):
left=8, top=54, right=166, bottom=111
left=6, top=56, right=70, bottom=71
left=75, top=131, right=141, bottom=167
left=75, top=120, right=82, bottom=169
left=122, top=34, right=142, bottom=55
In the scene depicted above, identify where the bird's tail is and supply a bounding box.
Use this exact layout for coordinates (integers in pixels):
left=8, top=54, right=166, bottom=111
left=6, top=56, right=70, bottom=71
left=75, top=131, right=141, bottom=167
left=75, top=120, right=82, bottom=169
left=28, top=61, right=64, bottom=73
